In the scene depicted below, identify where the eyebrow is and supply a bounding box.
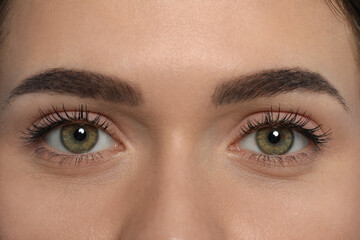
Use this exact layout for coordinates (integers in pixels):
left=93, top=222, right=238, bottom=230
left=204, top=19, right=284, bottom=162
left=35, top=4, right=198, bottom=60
left=212, top=68, right=349, bottom=111
left=5, top=68, right=143, bottom=106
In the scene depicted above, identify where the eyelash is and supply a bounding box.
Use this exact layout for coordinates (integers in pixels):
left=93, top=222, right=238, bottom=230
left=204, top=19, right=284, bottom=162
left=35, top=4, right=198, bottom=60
left=23, top=104, right=110, bottom=143
left=23, top=105, right=331, bottom=169
left=233, top=107, right=332, bottom=167
left=22, top=104, right=114, bottom=166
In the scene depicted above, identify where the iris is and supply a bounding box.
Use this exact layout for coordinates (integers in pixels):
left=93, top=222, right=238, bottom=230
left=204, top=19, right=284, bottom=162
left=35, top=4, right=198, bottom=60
left=61, top=124, right=98, bottom=153
left=256, top=127, right=294, bottom=155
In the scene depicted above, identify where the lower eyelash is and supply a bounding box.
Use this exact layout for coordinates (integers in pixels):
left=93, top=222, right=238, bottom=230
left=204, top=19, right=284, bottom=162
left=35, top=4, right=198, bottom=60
left=248, top=150, right=319, bottom=168
left=34, top=147, right=104, bottom=167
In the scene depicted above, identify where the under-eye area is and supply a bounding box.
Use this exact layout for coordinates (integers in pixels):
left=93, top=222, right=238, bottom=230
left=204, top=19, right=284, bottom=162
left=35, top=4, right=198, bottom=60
left=22, top=104, right=125, bottom=168
left=227, top=108, right=332, bottom=173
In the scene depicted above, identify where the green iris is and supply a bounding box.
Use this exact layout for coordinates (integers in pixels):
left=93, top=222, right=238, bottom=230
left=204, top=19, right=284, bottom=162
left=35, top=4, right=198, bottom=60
left=256, top=127, right=294, bottom=155
left=61, top=124, right=98, bottom=153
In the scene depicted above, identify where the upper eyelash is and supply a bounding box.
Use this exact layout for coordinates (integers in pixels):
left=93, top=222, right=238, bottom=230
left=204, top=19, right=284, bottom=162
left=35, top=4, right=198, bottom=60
left=22, top=104, right=111, bottom=145
left=23, top=105, right=331, bottom=150
left=239, top=107, right=332, bottom=148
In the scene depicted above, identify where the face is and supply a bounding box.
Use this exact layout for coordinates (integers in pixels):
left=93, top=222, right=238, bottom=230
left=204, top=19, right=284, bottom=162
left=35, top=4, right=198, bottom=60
left=0, top=0, right=359, bottom=239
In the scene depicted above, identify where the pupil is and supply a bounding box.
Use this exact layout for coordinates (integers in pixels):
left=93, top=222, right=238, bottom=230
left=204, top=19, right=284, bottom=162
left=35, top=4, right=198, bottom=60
left=268, top=130, right=281, bottom=144
left=73, top=127, right=87, bottom=141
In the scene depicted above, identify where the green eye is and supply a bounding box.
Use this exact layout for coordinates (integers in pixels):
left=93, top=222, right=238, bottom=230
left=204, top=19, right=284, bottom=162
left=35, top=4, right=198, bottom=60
left=45, top=122, right=115, bottom=155
left=256, top=127, right=294, bottom=155
left=61, top=124, right=99, bottom=153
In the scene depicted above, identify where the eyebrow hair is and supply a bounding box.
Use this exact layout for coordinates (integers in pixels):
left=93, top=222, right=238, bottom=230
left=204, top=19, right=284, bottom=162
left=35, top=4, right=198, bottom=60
left=212, top=68, right=349, bottom=111
left=5, top=68, right=143, bottom=106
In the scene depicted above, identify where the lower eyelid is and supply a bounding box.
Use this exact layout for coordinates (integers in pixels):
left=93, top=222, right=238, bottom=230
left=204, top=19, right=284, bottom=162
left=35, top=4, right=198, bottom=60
left=228, top=142, right=317, bottom=164
left=36, top=147, right=104, bottom=167
left=226, top=147, right=320, bottom=178
left=32, top=143, right=125, bottom=168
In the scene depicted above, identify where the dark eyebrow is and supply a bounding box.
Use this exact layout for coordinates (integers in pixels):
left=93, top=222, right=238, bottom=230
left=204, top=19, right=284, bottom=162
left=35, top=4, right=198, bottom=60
left=212, top=68, right=349, bottom=111
left=5, top=68, right=143, bottom=106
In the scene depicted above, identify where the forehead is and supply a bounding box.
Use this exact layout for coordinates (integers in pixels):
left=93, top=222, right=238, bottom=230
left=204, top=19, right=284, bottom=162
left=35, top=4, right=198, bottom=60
left=0, top=0, right=356, bottom=109
left=3, top=1, right=351, bottom=63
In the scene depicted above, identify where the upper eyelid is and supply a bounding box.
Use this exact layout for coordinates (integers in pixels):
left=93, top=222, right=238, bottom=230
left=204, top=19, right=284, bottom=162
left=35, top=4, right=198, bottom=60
left=228, top=109, right=332, bottom=149
left=36, top=105, right=110, bottom=128
left=239, top=110, right=313, bottom=135
left=22, top=107, right=115, bottom=144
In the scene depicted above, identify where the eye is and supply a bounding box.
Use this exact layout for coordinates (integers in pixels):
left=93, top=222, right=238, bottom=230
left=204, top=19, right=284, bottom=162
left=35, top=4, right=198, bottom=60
left=240, top=127, right=309, bottom=155
left=227, top=110, right=331, bottom=173
left=45, top=123, right=115, bottom=154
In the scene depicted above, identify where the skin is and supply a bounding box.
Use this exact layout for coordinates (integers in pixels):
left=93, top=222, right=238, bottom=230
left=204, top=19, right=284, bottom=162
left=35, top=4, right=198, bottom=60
left=0, top=0, right=360, bottom=239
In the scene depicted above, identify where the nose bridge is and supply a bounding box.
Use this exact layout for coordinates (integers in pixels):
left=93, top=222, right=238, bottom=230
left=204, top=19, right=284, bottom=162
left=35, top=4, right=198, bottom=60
left=121, top=128, right=223, bottom=239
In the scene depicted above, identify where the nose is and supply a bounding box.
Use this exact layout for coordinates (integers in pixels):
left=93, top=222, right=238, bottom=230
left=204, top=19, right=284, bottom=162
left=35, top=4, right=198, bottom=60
left=119, top=130, right=225, bottom=240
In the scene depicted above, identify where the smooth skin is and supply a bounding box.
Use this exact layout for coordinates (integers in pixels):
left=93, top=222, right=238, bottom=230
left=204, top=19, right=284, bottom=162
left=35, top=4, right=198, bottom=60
left=0, top=0, right=360, bottom=239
